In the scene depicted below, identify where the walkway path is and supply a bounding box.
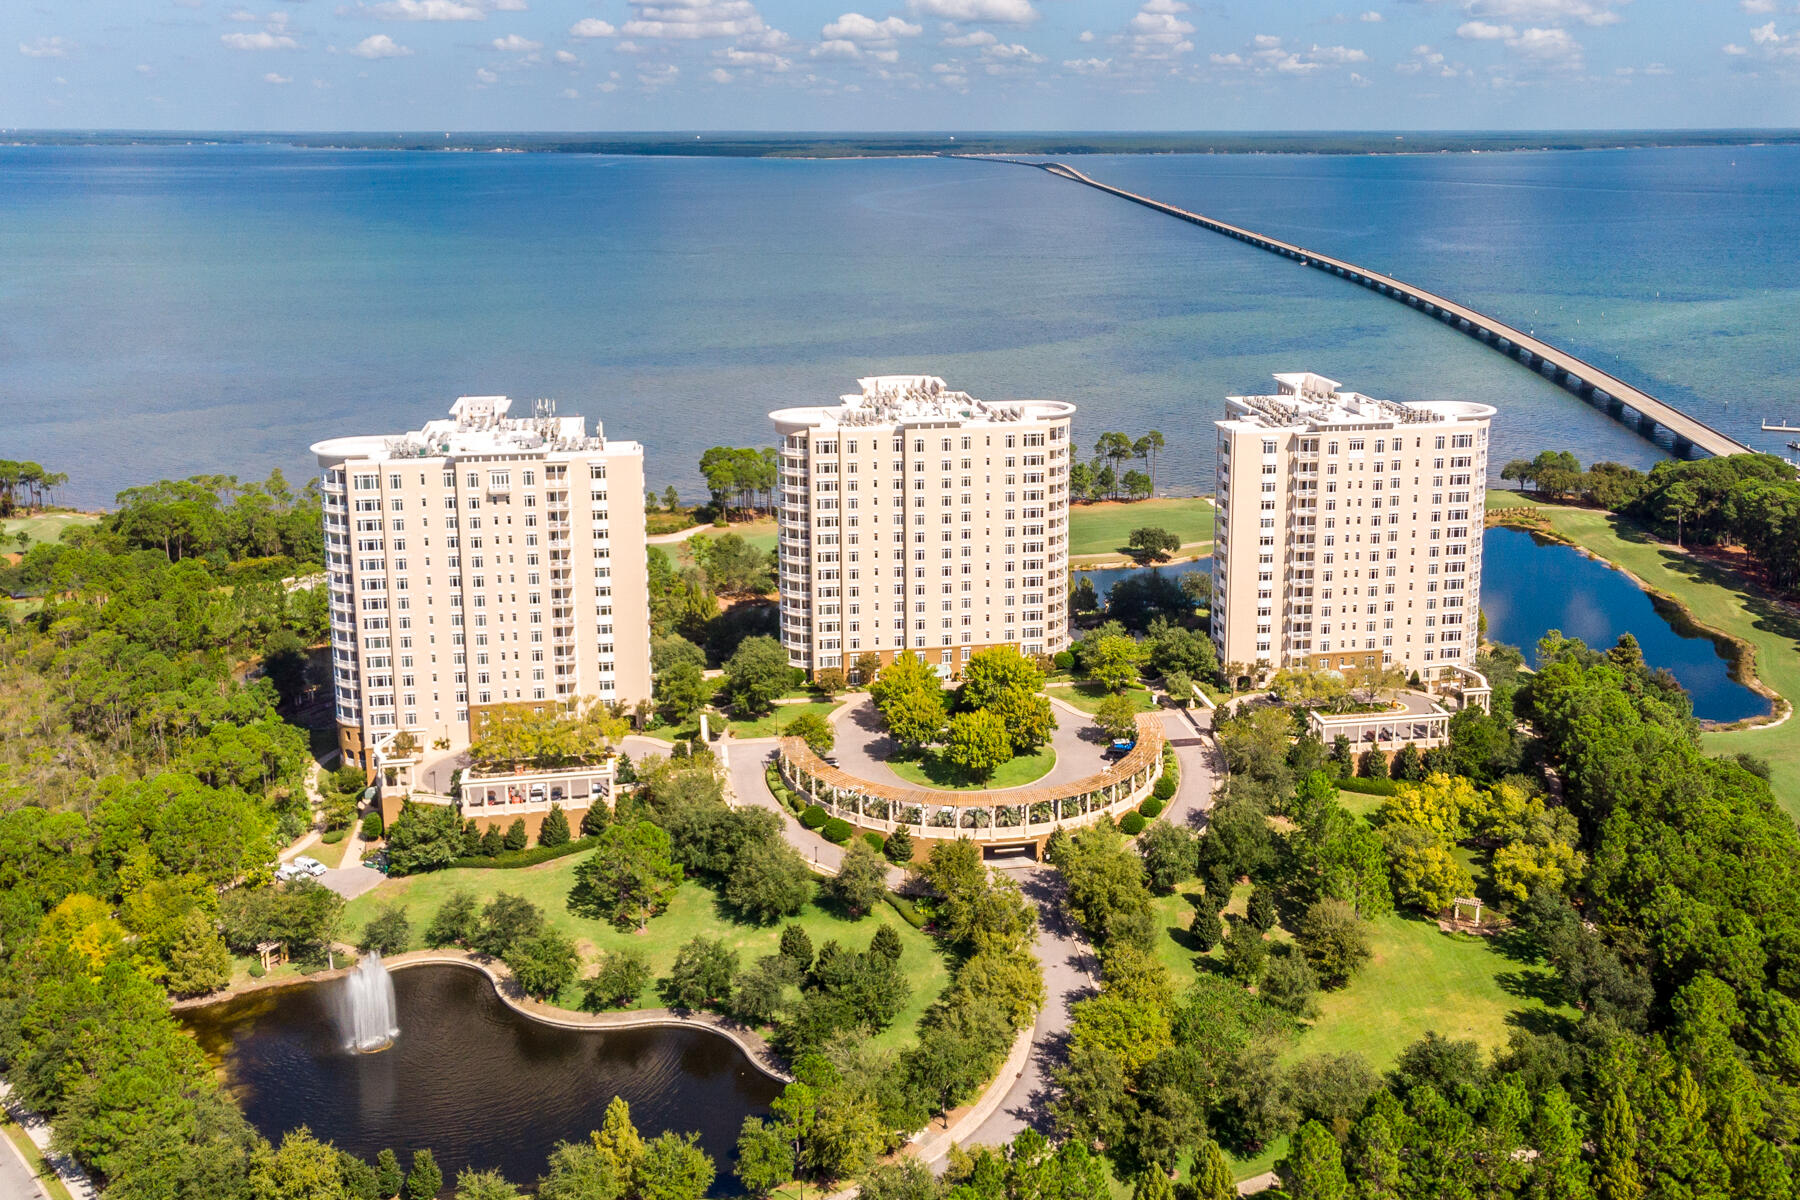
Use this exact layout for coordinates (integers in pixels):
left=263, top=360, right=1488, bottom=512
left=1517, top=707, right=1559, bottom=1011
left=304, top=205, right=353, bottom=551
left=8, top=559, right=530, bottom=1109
left=947, top=864, right=1096, bottom=1156
left=1159, top=705, right=1221, bottom=831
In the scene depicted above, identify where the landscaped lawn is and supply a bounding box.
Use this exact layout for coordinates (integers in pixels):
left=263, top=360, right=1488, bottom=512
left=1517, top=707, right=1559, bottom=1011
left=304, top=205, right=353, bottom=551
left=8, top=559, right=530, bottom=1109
left=1067, top=498, right=1213, bottom=557
left=673, top=518, right=778, bottom=571
left=1486, top=493, right=1800, bottom=820
left=341, top=857, right=945, bottom=1053
left=726, top=699, right=845, bottom=740
left=311, top=831, right=354, bottom=870
left=1048, top=680, right=1159, bottom=716
left=886, top=746, right=1057, bottom=791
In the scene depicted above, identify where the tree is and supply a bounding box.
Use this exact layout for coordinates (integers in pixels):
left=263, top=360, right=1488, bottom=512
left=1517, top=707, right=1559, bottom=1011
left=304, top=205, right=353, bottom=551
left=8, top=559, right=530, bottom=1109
left=503, top=817, right=529, bottom=852
left=381, top=801, right=465, bottom=875
left=1595, top=1085, right=1643, bottom=1200
left=1095, top=433, right=1135, bottom=496
left=943, top=710, right=1013, bottom=780
left=724, top=839, right=814, bottom=924
left=779, top=923, right=815, bottom=972
left=813, top=667, right=847, bottom=696
left=1126, top=527, right=1181, bottom=563
left=735, top=1117, right=795, bottom=1199
left=163, top=909, right=232, bottom=996
left=1222, top=918, right=1268, bottom=985
left=538, top=804, right=571, bottom=848
left=662, top=935, right=738, bottom=1011
left=454, top=1168, right=522, bottom=1200
left=583, top=948, right=653, bottom=1011
left=1070, top=575, right=1100, bottom=616
left=655, top=660, right=711, bottom=725
left=475, top=893, right=544, bottom=959
left=1532, top=1085, right=1593, bottom=1200
left=376, top=1149, right=403, bottom=1198
left=425, top=889, right=481, bottom=948
left=1136, top=431, right=1166, bottom=494
left=1260, top=952, right=1320, bottom=1019
left=1382, top=823, right=1472, bottom=914
left=580, top=801, right=612, bottom=839
left=725, top=636, right=793, bottom=716
left=507, top=928, right=579, bottom=1000
left=358, top=905, right=412, bottom=957
left=1136, top=821, right=1195, bottom=894
left=883, top=824, right=915, bottom=865
left=571, top=821, right=685, bottom=930
left=1087, top=635, right=1142, bottom=693
left=406, top=1150, right=443, bottom=1200
left=1189, top=1138, right=1235, bottom=1200
left=787, top=711, right=835, bottom=756
left=1277, top=1121, right=1349, bottom=1200
left=823, top=839, right=888, bottom=916
left=1294, top=899, right=1371, bottom=988
left=1093, top=693, right=1139, bottom=742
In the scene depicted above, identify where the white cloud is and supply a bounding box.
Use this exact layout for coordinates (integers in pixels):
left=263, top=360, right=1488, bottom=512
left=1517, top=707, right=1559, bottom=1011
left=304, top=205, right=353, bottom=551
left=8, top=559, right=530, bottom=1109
left=981, top=40, right=1042, bottom=60
left=708, top=66, right=732, bottom=80
left=1061, top=55, right=1109, bottom=73
left=19, top=36, right=71, bottom=58
left=1463, top=0, right=1624, bottom=29
left=263, top=71, right=292, bottom=82
left=1309, top=43, right=1368, bottom=62
left=638, top=61, right=680, bottom=84
left=136, top=63, right=153, bottom=74
left=1741, top=0, right=1776, bottom=11
left=350, top=32, right=412, bottom=56
left=1125, top=0, right=1193, bottom=56
left=570, top=18, right=617, bottom=37
left=1359, top=10, right=1382, bottom=21
left=1723, top=42, right=1747, bottom=54
left=561, top=85, right=580, bottom=95
left=366, top=0, right=484, bottom=19
left=717, top=45, right=791, bottom=68
left=905, top=0, right=1036, bottom=26
left=555, top=48, right=579, bottom=62
left=944, top=29, right=994, bottom=46
left=812, top=38, right=861, bottom=56
left=1457, top=20, right=1515, bottom=39
left=822, top=12, right=921, bottom=41
left=221, top=30, right=301, bottom=49
left=1077, top=29, right=1093, bottom=41
left=1752, top=20, right=1782, bottom=43
left=622, top=0, right=775, bottom=40
left=1506, top=25, right=1581, bottom=63
left=475, top=66, right=498, bottom=81
left=227, top=9, right=257, bottom=20
left=492, top=34, right=541, bottom=50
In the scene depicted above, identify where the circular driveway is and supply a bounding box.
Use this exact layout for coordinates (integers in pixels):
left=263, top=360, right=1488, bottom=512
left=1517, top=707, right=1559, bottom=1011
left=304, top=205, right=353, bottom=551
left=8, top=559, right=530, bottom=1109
left=828, top=693, right=1118, bottom=794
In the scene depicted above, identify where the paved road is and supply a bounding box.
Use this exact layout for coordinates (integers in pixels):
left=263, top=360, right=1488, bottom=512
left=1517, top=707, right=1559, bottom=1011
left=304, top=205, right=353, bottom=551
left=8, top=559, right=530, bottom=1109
left=725, top=736, right=912, bottom=884
left=1159, top=705, right=1220, bottom=831
left=0, top=1131, right=49, bottom=1200
left=830, top=694, right=1115, bottom=792
left=950, top=864, right=1097, bottom=1155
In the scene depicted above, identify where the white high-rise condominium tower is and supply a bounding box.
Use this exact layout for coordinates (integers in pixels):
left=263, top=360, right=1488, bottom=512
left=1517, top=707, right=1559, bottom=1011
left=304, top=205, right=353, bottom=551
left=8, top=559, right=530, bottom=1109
left=771, top=375, right=1076, bottom=677
left=311, top=396, right=652, bottom=772
left=1211, top=373, right=1493, bottom=678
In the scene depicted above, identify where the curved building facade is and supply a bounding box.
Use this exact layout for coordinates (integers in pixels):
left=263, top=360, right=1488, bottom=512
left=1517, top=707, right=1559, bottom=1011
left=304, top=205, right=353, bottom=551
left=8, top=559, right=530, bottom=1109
left=771, top=376, right=1075, bottom=677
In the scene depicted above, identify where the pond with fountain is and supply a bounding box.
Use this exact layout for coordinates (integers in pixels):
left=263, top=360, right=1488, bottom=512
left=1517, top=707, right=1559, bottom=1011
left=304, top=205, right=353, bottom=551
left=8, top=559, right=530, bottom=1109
left=180, top=959, right=783, bottom=1193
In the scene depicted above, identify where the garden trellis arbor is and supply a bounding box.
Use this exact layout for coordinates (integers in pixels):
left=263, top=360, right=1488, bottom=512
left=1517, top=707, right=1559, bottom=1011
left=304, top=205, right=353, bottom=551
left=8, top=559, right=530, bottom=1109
left=777, top=712, right=1167, bottom=858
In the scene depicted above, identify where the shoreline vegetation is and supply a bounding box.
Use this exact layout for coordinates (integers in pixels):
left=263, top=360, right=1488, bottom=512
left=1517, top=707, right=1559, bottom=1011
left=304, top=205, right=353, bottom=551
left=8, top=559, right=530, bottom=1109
left=1484, top=490, right=1800, bottom=815
left=8, top=129, right=1800, bottom=157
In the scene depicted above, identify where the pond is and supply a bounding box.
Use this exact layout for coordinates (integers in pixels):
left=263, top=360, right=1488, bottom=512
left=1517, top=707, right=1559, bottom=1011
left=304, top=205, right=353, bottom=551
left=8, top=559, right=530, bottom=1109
left=181, top=963, right=782, bottom=1194
left=1079, top=556, right=1211, bottom=602
left=1479, top=527, right=1766, bottom=724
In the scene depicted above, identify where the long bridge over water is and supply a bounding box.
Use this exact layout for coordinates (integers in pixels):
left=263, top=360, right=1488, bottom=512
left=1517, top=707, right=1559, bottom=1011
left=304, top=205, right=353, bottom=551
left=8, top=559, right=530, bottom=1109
left=985, top=157, right=1756, bottom=460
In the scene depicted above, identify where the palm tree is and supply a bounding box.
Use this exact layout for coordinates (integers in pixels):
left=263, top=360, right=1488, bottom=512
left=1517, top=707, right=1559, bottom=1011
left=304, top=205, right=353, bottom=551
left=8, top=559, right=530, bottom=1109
left=1134, top=431, right=1166, bottom=496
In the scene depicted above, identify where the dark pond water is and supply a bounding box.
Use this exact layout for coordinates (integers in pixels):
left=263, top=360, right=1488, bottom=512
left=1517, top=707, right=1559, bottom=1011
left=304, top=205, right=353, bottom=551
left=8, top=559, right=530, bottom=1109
left=1479, top=527, right=1765, bottom=724
left=181, top=963, right=782, bottom=1194
left=1079, top=557, right=1212, bottom=602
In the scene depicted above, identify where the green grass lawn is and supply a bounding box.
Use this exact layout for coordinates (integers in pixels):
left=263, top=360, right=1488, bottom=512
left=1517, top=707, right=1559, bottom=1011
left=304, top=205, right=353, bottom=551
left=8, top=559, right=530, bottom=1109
left=1068, top=498, right=1213, bottom=557
left=727, top=699, right=844, bottom=740
left=1486, top=493, right=1800, bottom=820
left=0, top=510, right=99, bottom=549
left=341, top=857, right=945, bottom=1052
left=673, top=518, right=778, bottom=571
left=886, top=746, right=1057, bottom=791
left=1049, top=680, right=1159, bottom=716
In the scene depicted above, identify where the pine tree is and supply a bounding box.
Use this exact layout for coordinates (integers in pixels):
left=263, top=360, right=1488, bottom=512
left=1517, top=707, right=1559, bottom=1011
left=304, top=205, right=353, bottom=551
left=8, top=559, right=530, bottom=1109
left=1595, top=1085, right=1643, bottom=1200
left=1345, top=1106, right=1403, bottom=1199
left=1131, top=1168, right=1175, bottom=1200
left=539, top=804, right=571, bottom=847
left=1530, top=1085, right=1593, bottom=1200
left=883, top=824, right=914, bottom=865
left=1188, top=1138, right=1235, bottom=1200
left=779, top=924, right=814, bottom=972
left=1645, top=1067, right=1729, bottom=1200
left=1278, top=1121, right=1349, bottom=1200
left=406, top=1149, right=442, bottom=1200
left=581, top=801, right=612, bottom=838
left=376, top=1149, right=403, bottom=1198
left=503, top=817, right=528, bottom=852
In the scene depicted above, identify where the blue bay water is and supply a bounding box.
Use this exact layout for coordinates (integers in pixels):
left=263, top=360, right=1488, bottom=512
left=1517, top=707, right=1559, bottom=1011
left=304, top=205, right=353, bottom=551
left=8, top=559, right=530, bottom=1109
left=4, top=144, right=1798, bottom=511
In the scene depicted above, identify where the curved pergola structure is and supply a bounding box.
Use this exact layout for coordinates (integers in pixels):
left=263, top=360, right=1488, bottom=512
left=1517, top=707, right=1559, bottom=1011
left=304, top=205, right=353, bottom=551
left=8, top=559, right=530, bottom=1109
left=777, top=711, right=1166, bottom=856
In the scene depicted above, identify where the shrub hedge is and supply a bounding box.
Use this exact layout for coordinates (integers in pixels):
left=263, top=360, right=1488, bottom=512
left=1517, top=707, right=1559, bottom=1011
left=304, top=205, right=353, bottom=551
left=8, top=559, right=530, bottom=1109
left=884, top=892, right=926, bottom=928
left=1119, top=812, right=1148, bottom=836
left=1138, top=796, right=1166, bottom=819
left=863, top=831, right=887, bottom=854
left=321, top=828, right=348, bottom=845
left=447, top=835, right=599, bottom=871
left=360, top=811, right=383, bottom=840
left=800, top=805, right=828, bottom=830
left=821, top=817, right=853, bottom=845
left=1152, top=772, right=1178, bottom=802
left=1336, top=776, right=1401, bottom=797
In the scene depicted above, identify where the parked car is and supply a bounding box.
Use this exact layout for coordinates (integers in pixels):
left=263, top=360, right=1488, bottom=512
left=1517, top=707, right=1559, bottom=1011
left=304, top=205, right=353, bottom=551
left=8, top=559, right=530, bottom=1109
left=292, top=856, right=328, bottom=877
left=274, top=863, right=304, bottom=882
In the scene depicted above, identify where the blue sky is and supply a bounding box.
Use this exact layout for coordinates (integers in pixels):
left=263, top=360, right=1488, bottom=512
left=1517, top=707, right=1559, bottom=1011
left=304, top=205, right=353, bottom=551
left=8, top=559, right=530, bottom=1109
left=6, top=0, right=1799, bottom=130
